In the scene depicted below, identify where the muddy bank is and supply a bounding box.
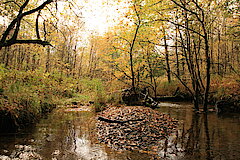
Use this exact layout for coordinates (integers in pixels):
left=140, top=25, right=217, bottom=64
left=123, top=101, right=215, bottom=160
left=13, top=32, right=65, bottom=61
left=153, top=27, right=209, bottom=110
left=0, top=102, right=56, bottom=132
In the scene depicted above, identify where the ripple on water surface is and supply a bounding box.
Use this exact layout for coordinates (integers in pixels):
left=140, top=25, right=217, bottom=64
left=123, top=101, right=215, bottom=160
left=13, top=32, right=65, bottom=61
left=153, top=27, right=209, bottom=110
left=0, top=104, right=240, bottom=160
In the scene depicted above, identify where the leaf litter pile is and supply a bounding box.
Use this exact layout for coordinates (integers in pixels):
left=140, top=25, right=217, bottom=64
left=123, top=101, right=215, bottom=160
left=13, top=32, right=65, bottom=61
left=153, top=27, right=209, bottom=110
left=96, top=106, right=178, bottom=154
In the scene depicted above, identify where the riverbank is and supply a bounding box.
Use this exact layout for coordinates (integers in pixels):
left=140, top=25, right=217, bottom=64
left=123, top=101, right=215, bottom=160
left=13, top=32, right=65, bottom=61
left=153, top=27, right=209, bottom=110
left=0, top=65, right=239, bottom=131
left=0, top=67, right=108, bottom=132
left=0, top=99, right=56, bottom=132
left=157, top=76, right=240, bottom=112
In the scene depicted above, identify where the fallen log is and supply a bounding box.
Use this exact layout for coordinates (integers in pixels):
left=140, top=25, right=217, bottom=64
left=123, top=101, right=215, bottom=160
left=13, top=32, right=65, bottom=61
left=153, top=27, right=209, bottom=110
left=97, top=116, right=144, bottom=124
left=154, top=95, right=192, bottom=102
left=122, top=87, right=159, bottom=108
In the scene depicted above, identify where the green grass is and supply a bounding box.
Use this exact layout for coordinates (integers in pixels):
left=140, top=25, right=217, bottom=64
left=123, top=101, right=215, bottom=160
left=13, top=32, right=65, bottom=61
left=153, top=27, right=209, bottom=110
left=0, top=66, right=110, bottom=130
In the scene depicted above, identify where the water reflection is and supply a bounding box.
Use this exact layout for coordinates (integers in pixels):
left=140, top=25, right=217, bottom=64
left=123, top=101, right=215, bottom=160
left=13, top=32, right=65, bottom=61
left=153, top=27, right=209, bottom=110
left=73, top=133, right=108, bottom=159
left=158, top=103, right=240, bottom=160
left=0, top=104, right=240, bottom=160
left=35, top=110, right=110, bottom=160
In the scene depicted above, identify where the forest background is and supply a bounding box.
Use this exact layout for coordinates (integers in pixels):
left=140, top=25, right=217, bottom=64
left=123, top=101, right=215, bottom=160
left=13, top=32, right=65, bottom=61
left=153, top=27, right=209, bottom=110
left=0, top=0, right=239, bottom=130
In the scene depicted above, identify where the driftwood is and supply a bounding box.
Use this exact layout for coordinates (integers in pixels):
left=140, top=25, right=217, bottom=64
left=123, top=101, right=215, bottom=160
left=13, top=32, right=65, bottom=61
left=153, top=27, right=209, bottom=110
left=141, top=92, right=159, bottom=108
left=98, top=116, right=144, bottom=124
left=122, top=87, right=159, bottom=108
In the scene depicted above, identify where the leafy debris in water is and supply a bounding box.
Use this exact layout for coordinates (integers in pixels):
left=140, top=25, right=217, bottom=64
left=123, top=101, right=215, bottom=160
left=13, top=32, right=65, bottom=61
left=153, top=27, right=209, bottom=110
left=96, top=106, right=178, bottom=154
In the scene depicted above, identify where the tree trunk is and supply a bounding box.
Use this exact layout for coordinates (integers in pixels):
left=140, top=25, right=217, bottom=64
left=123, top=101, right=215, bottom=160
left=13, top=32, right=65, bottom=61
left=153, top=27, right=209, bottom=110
left=175, top=27, right=180, bottom=77
left=163, top=27, right=171, bottom=83
left=45, top=46, right=51, bottom=73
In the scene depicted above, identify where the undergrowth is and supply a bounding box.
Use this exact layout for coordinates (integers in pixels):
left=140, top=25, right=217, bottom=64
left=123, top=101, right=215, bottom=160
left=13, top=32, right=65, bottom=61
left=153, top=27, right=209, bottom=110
left=1, top=62, right=238, bottom=131
left=156, top=75, right=240, bottom=105
left=0, top=65, right=111, bottom=131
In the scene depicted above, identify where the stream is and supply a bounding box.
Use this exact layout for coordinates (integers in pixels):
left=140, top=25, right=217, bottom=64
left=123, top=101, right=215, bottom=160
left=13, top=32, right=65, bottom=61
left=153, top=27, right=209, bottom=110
left=0, top=102, right=240, bottom=160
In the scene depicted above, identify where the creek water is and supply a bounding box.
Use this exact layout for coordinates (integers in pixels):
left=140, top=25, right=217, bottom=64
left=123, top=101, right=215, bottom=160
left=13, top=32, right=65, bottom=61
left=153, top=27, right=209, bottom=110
left=0, top=103, right=239, bottom=160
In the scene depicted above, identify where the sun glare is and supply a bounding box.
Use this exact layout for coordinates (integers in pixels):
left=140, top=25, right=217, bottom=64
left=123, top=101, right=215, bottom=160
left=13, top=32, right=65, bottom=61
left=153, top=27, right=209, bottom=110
left=79, top=0, right=129, bottom=35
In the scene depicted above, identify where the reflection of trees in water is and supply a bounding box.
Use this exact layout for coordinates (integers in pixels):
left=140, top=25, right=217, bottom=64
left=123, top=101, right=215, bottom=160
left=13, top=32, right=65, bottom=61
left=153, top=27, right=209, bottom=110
left=37, top=112, right=79, bottom=159
left=180, top=113, right=212, bottom=160
left=153, top=109, right=240, bottom=160
left=185, top=113, right=201, bottom=157
left=37, top=111, right=108, bottom=160
left=204, top=114, right=212, bottom=160
left=31, top=108, right=240, bottom=160
left=2, top=106, right=239, bottom=159
left=159, top=113, right=213, bottom=160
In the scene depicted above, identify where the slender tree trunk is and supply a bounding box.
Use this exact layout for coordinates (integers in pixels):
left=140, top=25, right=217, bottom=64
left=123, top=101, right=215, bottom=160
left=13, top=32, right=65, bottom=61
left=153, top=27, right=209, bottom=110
left=88, top=44, right=94, bottom=77
left=78, top=48, right=84, bottom=77
left=203, top=35, right=210, bottom=112
left=217, top=29, right=221, bottom=75
left=163, top=27, right=171, bottom=83
left=175, top=27, right=180, bottom=77
left=73, top=51, right=77, bottom=77
left=45, top=46, right=50, bottom=73
left=129, top=21, right=140, bottom=92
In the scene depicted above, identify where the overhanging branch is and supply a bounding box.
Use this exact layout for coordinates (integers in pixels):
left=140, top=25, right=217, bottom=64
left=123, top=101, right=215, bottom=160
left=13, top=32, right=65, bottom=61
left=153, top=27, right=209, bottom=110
left=0, top=39, right=52, bottom=48
left=0, top=0, right=54, bottom=49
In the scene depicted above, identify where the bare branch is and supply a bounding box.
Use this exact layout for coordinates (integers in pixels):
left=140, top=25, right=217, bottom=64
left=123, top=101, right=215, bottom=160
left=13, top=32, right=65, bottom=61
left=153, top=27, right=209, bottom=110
left=153, top=17, right=205, bottom=37
left=0, top=39, right=52, bottom=48
left=21, top=0, right=53, bottom=17
left=0, top=0, right=54, bottom=49
left=170, top=0, right=203, bottom=23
